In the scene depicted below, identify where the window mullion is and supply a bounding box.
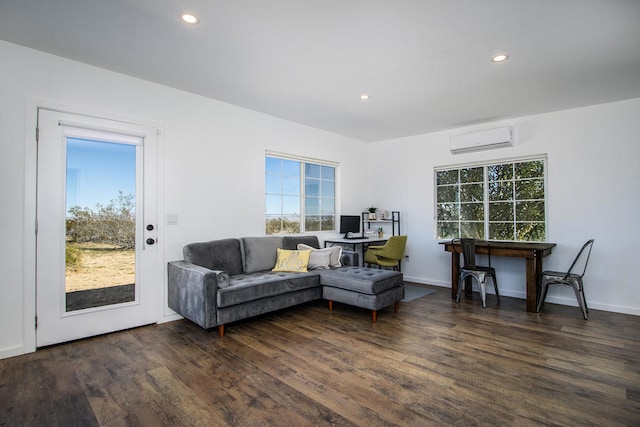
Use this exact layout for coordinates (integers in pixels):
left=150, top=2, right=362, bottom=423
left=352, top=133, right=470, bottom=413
left=483, top=166, right=489, bottom=240
left=512, top=165, right=517, bottom=241
left=457, top=169, right=462, bottom=238
left=300, top=162, right=305, bottom=232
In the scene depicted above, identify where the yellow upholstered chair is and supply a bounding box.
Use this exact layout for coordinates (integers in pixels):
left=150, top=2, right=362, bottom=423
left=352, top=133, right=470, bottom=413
left=364, top=235, right=407, bottom=271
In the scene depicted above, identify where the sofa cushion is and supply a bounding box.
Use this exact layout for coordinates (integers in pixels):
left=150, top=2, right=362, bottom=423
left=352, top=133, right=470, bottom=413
left=183, top=238, right=244, bottom=276
left=297, top=243, right=342, bottom=268
left=240, top=236, right=283, bottom=274
left=322, top=285, right=405, bottom=311
left=217, top=287, right=322, bottom=325
left=272, top=248, right=311, bottom=272
left=319, top=267, right=403, bottom=295
left=217, top=271, right=321, bottom=308
left=282, top=235, right=320, bottom=250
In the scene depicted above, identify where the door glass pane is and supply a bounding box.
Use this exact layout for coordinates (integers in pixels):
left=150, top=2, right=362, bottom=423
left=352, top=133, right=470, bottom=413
left=65, top=138, right=136, bottom=312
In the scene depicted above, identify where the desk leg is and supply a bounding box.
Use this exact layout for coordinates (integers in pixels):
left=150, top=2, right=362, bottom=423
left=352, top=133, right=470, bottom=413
left=525, top=255, right=537, bottom=312
left=451, top=252, right=460, bottom=299
left=534, top=250, right=543, bottom=309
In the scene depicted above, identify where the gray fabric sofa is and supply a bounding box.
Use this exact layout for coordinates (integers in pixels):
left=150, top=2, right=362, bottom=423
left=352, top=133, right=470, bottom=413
left=168, top=235, right=363, bottom=337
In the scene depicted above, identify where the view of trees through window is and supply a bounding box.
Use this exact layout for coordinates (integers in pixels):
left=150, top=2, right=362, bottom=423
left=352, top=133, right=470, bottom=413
left=265, top=155, right=336, bottom=235
left=436, top=158, right=546, bottom=241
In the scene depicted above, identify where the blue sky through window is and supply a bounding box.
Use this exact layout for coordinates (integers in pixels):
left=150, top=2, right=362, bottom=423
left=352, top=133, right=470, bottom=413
left=66, top=137, right=136, bottom=214
left=265, top=157, right=300, bottom=216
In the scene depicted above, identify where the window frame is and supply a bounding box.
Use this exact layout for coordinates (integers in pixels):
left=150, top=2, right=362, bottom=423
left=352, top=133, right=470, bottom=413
left=434, top=154, right=548, bottom=242
left=265, top=151, right=338, bottom=235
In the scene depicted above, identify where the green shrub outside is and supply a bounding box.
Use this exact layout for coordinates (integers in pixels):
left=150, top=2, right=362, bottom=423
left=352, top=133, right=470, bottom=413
left=66, top=245, right=83, bottom=271
left=66, top=191, right=135, bottom=249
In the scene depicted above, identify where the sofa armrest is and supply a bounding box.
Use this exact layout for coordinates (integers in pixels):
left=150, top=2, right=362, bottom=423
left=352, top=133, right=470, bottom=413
left=340, top=250, right=359, bottom=267
left=168, top=261, right=226, bottom=329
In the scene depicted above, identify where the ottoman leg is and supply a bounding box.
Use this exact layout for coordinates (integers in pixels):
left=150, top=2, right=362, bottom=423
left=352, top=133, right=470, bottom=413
left=372, top=310, right=378, bottom=323
left=328, top=300, right=333, bottom=311
left=395, top=302, right=400, bottom=313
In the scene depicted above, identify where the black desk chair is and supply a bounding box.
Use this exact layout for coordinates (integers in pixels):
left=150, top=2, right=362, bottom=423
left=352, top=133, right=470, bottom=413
left=536, top=239, right=594, bottom=320
left=454, top=238, right=500, bottom=308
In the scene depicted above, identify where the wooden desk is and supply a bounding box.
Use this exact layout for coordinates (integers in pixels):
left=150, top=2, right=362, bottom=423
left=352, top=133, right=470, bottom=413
left=440, top=240, right=556, bottom=312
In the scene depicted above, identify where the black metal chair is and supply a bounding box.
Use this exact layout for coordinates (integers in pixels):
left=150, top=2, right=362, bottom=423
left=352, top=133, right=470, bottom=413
left=536, top=239, right=594, bottom=320
left=454, top=238, right=500, bottom=308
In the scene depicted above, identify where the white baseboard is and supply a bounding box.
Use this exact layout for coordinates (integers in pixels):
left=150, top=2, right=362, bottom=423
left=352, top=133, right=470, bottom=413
left=159, top=312, right=183, bottom=324
left=402, top=275, right=640, bottom=316
left=0, top=344, right=35, bottom=360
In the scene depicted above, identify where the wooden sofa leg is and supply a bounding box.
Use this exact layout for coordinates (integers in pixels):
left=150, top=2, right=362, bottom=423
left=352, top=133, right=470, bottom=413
left=372, top=310, right=378, bottom=323
left=328, top=300, right=333, bottom=311
left=395, top=302, right=400, bottom=313
left=218, top=324, right=225, bottom=338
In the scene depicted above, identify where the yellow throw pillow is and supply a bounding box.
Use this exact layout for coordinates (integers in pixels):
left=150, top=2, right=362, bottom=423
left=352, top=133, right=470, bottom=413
left=272, top=248, right=311, bottom=272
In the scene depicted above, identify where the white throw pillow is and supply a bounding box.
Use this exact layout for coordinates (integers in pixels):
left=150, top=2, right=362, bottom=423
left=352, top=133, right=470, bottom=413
left=307, top=248, right=332, bottom=270
left=297, top=243, right=342, bottom=268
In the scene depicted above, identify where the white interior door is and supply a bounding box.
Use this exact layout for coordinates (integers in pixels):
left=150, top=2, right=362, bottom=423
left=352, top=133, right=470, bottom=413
left=36, top=108, right=159, bottom=347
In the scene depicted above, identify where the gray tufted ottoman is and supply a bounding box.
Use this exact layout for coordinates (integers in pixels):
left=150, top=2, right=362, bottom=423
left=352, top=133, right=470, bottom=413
left=320, top=267, right=404, bottom=322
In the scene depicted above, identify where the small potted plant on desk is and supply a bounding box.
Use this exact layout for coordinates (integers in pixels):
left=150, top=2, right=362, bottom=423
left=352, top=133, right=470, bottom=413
left=367, top=207, right=377, bottom=220
left=377, top=227, right=384, bottom=238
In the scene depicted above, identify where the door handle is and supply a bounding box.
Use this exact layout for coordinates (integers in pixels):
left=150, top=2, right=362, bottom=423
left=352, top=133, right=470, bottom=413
left=146, top=238, right=155, bottom=245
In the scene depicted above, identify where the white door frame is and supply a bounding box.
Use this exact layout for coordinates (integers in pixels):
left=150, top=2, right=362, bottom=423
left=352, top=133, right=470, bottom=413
left=19, top=99, right=166, bottom=355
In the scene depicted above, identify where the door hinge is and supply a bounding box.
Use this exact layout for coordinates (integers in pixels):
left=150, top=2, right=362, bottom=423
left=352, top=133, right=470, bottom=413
left=35, top=220, right=38, bottom=235
left=35, top=127, right=39, bottom=142
left=35, top=316, right=38, bottom=330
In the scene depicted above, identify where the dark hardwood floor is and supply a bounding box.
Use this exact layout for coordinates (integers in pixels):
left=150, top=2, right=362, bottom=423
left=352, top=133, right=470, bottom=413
left=2, top=284, right=639, bottom=426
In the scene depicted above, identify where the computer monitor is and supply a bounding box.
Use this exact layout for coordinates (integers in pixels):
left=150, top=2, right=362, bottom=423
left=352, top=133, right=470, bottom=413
left=339, top=215, right=361, bottom=238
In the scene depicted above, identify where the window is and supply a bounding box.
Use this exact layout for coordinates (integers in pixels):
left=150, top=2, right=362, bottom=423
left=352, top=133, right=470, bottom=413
left=435, top=157, right=546, bottom=241
left=265, top=153, right=336, bottom=235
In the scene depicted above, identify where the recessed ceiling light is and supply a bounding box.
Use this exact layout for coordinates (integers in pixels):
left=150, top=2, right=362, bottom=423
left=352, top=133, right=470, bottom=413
left=491, top=54, right=509, bottom=63
left=181, top=13, right=199, bottom=25
left=359, top=94, right=370, bottom=100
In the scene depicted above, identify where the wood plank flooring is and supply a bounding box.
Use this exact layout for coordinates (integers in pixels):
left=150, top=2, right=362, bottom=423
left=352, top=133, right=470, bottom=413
left=2, top=284, right=639, bottom=426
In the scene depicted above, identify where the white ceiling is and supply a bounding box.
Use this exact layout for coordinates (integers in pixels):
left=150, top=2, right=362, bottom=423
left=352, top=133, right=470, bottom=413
left=1, top=0, right=639, bottom=142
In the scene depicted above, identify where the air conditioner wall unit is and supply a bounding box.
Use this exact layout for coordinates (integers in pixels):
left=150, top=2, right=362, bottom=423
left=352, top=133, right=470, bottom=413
left=449, top=126, right=513, bottom=154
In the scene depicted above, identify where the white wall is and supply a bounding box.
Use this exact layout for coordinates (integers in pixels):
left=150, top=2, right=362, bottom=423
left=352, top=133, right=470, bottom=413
left=369, top=98, right=640, bottom=315
left=3, top=38, right=639, bottom=360
left=0, top=40, right=368, bottom=359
